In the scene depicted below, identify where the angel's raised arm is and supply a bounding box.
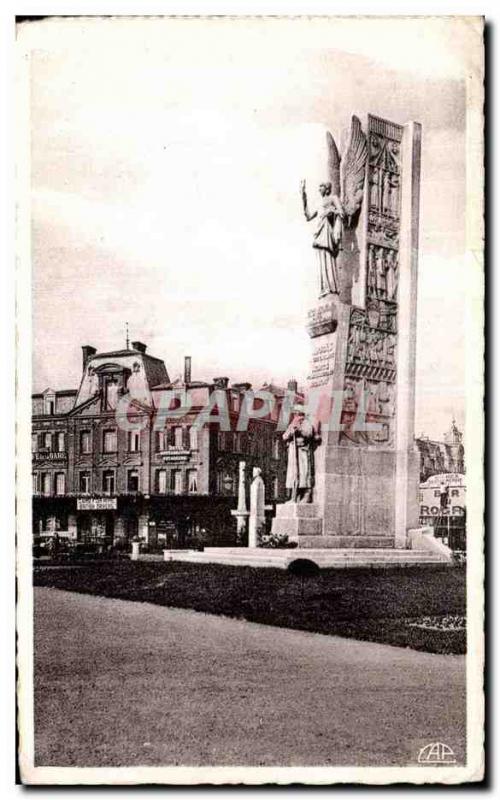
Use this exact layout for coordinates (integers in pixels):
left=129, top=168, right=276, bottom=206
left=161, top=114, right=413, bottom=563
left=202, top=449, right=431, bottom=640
left=301, top=179, right=317, bottom=221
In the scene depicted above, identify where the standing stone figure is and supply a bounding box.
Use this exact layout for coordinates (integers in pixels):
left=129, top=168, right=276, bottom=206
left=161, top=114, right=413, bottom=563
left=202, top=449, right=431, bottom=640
left=385, top=250, right=398, bottom=301
left=301, top=118, right=368, bottom=300
left=248, top=467, right=266, bottom=547
left=283, top=407, right=318, bottom=503
left=367, top=245, right=377, bottom=297
left=301, top=178, right=344, bottom=297
left=375, top=247, right=387, bottom=299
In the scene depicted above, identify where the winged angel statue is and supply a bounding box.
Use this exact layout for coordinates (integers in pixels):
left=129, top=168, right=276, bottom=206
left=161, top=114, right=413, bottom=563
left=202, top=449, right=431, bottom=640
left=301, top=116, right=368, bottom=299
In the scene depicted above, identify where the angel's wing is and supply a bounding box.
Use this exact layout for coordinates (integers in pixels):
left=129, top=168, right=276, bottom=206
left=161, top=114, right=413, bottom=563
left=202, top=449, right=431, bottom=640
left=326, top=131, right=341, bottom=198
left=341, top=116, right=368, bottom=218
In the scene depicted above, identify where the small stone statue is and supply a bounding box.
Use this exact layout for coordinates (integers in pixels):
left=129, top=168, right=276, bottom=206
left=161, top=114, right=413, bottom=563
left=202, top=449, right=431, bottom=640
left=249, top=467, right=266, bottom=547
left=283, top=406, right=319, bottom=503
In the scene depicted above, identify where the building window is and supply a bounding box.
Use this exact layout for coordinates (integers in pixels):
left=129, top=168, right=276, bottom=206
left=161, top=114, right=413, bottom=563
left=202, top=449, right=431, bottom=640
left=32, top=434, right=37, bottom=453
left=103, top=429, right=117, bottom=453
left=127, top=469, right=139, bottom=493
left=216, top=470, right=224, bottom=493
left=171, top=470, right=183, bottom=495
left=57, top=432, right=65, bottom=452
left=41, top=473, right=51, bottom=496
left=187, top=470, right=198, bottom=494
left=128, top=430, right=140, bottom=452
left=274, top=476, right=279, bottom=499
left=156, top=430, right=167, bottom=451
left=173, top=426, right=183, bottom=448
left=217, top=431, right=225, bottom=450
left=80, top=430, right=91, bottom=454
left=156, top=469, right=167, bottom=494
left=44, top=432, right=52, bottom=451
left=44, top=396, right=55, bottom=415
left=102, top=470, right=115, bottom=495
left=273, top=438, right=280, bottom=460
left=79, top=471, right=91, bottom=494
left=32, top=473, right=38, bottom=493
left=189, top=426, right=198, bottom=450
left=55, top=472, right=66, bottom=496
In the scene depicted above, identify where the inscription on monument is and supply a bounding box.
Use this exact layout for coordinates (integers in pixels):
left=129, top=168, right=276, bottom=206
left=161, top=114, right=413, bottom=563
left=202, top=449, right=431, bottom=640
left=308, top=339, right=337, bottom=387
left=306, top=303, right=337, bottom=339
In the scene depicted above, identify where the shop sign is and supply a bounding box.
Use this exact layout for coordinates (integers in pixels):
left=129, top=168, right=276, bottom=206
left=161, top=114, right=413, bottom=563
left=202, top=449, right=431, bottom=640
left=77, top=497, right=117, bottom=510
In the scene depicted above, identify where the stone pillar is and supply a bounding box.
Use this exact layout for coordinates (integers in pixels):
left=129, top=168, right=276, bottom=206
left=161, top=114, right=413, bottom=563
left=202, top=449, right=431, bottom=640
left=394, top=121, right=421, bottom=546
left=231, top=460, right=249, bottom=543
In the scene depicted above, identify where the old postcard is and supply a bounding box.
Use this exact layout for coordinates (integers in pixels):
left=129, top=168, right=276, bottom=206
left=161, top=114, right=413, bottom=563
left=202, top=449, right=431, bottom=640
left=16, top=14, right=484, bottom=785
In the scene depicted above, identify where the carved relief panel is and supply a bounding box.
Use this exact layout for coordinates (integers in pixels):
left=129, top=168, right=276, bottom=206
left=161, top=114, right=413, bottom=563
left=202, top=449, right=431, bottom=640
left=342, top=115, right=403, bottom=447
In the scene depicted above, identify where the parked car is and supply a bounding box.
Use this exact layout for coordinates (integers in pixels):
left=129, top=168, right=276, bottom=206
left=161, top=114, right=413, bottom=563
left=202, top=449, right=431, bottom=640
left=32, top=536, right=52, bottom=558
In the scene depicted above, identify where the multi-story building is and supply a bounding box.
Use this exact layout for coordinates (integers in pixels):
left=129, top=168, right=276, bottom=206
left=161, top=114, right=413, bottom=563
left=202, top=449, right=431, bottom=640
left=415, top=418, right=465, bottom=483
left=32, top=341, right=298, bottom=549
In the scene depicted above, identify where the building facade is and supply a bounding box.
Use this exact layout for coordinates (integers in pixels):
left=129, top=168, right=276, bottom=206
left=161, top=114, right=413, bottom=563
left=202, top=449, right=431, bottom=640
left=415, top=419, right=465, bottom=483
left=32, top=342, right=297, bottom=549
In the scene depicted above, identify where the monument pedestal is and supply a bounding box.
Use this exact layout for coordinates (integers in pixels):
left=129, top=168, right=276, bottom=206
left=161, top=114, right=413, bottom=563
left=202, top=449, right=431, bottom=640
left=271, top=502, right=323, bottom=542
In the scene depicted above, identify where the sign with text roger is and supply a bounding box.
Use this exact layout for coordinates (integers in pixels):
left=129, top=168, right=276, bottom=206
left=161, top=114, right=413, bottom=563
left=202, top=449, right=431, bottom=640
left=77, top=497, right=117, bottom=511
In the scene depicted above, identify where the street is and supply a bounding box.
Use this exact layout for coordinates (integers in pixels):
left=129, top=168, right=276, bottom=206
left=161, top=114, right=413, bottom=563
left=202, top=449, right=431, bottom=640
left=34, top=587, right=466, bottom=767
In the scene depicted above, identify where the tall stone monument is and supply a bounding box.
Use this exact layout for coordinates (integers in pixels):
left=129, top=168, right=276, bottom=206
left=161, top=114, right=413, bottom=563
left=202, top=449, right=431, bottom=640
left=272, top=114, right=421, bottom=549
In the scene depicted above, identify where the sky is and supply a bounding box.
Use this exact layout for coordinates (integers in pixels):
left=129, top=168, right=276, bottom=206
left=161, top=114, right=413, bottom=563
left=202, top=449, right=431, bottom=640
left=22, top=16, right=481, bottom=440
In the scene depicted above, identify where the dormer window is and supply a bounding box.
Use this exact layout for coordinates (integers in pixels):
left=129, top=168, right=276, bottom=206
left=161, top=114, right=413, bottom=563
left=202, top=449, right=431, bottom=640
left=44, top=394, right=55, bottom=415
left=104, top=377, right=120, bottom=410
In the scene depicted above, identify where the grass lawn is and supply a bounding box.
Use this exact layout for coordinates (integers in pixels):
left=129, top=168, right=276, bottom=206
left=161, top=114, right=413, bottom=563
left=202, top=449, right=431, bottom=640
left=33, top=560, right=466, bottom=654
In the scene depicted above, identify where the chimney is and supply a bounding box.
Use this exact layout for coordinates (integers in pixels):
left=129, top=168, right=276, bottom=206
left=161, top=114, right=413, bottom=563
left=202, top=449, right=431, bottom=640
left=184, top=356, right=192, bottom=385
left=213, top=376, right=229, bottom=389
left=131, top=341, right=147, bottom=354
left=287, top=379, right=298, bottom=394
left=82, top=345, right=97, bottom=370
left=232, top=381, right=252, bottom=392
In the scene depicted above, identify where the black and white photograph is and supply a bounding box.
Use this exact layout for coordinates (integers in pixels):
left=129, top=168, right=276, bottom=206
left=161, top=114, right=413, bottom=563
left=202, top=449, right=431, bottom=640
left=14, top=12, right=484, bottom=786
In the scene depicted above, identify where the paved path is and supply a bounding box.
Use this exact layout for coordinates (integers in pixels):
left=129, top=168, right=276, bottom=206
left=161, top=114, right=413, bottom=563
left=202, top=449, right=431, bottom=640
left=34, top=588, right=466, bottom=767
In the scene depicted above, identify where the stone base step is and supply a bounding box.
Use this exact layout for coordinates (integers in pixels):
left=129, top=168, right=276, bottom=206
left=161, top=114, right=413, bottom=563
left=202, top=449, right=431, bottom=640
left=163, top=547, right=450, bottom=570
left=297, top=536, right=395, bottom=549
